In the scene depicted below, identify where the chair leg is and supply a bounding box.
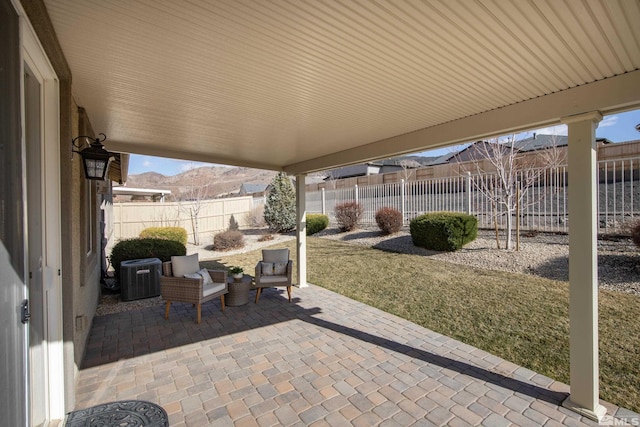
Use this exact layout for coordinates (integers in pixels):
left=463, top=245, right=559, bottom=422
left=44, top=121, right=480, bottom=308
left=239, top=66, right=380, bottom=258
left=287, top=286, right=292, bottom=302
left=165, top=301, right=171, bottom=319
left=255, top=287, right=262, bottom=304
left=196, top=303, right=202, bottom=324
left=220, top=294, right=226, bottom=312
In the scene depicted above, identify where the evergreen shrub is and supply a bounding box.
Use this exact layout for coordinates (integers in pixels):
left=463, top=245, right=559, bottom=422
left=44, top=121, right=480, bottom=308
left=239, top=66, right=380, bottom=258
left=334, top=201, right=364, bottom=232
left=307, top=214, right=329, bottom=235
left=110, top=238, right=186, bottom=280
left=264, top=172, right=296, bottom=232
left=228, top=214, right=239, bottom=231
left=139, top=227, right=188, bottom=246
left=410, top=212, right=477, bottom=251
left=375, top=207, right=403, bottom=235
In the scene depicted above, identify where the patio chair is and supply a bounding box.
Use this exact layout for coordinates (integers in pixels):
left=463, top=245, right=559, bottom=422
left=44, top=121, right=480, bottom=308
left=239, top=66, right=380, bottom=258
left=254, top=248, right=293, bottom=303
left=160, top=254, right=228, bottom=324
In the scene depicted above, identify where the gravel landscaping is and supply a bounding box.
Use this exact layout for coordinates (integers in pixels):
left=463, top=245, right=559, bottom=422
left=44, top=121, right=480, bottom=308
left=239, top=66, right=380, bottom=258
left=98, top=226, right=639, bottom=316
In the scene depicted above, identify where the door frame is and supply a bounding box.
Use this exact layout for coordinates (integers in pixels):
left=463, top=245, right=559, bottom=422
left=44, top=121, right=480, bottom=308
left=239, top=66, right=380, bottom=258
left=18, top=1, right=65, bottom=422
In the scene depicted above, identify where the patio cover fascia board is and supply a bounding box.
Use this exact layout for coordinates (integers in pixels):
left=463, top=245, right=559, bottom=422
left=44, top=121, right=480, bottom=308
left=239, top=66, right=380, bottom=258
left=284, top=70, right=640, bottom=175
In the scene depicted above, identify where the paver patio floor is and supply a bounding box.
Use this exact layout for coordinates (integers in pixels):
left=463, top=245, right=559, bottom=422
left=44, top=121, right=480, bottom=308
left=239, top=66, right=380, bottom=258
left=75, top=284, right=632, bottom=426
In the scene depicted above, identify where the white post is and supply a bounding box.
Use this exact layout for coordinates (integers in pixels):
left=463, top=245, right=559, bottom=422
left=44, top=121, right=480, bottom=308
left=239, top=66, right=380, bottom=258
left=355, top=184, right=359, bottom=204
left=400, top=179, right=406, bottom=225
left=321, top=188, right=326, bottom=215
left=466, top=171, right=472, bottom=215
left=561, top=111, right=606, bottom=421
left=296, top=174, right=308, bottom=288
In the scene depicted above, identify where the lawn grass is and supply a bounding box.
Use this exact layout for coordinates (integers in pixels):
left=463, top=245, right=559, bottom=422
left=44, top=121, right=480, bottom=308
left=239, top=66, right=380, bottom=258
left=205, top=237, right=640, bottom=412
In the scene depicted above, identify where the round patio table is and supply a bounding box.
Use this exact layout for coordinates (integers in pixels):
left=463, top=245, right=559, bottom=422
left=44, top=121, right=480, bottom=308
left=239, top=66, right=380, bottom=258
left=226, top=275, right=252, bottom=306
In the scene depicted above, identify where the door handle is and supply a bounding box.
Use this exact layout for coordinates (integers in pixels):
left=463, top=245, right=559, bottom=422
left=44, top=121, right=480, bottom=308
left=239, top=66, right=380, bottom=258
left=21, top=299, right=31, bottom=324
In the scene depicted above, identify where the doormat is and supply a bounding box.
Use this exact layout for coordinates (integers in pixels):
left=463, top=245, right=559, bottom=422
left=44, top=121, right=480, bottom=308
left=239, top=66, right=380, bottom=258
left=65, top=400, right=169, bottom=426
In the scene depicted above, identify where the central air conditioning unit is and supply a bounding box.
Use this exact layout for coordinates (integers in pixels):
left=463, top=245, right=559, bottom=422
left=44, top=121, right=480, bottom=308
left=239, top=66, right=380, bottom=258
left=119, top=258, right=162, bottom=301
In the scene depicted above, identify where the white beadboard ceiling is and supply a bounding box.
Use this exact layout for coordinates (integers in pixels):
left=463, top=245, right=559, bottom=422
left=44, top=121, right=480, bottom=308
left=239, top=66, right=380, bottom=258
left=44, top=0, right=640, bottom=174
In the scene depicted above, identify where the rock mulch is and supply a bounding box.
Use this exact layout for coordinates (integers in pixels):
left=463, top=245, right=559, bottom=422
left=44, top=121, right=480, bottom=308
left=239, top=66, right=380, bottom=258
left=98, top=226, right=639, bottom=316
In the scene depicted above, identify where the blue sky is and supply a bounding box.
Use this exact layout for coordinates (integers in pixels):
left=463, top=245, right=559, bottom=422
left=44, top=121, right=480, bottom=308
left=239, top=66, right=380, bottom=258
left=128, top=109, right=640, bottom=176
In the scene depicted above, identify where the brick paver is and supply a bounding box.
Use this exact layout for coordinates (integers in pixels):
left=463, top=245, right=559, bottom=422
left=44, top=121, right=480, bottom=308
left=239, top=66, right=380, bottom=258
left=73, top=284, right=636, bottom=426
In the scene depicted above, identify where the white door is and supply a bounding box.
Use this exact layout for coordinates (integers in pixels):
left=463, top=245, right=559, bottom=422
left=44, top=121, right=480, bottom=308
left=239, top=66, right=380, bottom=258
left=21, top=1, right=65, bottom=423
left=0, top=0, right=28, bottom=425
left=25, top=63, right=49, bottom=427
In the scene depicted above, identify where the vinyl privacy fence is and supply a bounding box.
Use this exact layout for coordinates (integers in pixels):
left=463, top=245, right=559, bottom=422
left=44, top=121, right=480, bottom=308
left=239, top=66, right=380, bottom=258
left=306, top=157, right=640, bottom=234
left=113, top=196, right=254, bottom=244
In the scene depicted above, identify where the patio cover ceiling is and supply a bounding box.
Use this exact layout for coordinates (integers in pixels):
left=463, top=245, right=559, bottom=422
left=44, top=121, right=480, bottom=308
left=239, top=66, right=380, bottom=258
left=44, top=0, right=640, bottom=174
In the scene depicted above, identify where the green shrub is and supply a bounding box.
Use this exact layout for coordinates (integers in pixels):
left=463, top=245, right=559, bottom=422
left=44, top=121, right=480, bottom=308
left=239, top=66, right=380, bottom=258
left=264, top=172, right=296, bottom=233
left=213, top=230, right=245, bottom=251
left=307, top=214, right=329, bottom=235
left=139, top=227, right=188, bottom=246
left=110, top=238, right=186, bottom=280
left=334, top=201, right=364, bottom=232
left=375, top=207, right=403, bottom=235
left=410, top=212, right=477, bottom=251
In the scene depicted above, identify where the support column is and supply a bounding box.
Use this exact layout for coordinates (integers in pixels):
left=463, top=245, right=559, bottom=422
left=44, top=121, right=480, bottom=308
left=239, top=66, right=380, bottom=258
left=561, top=111, right=605, bottom=421
left=296, top=174, right=308, bottom=288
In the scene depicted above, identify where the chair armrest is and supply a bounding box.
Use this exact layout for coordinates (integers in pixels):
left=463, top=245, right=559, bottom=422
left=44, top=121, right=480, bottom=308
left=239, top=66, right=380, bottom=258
left=255, top=262, right=262, bottom=279
left=287, top=260, right=293, bottom=281
left=207, top=269, right=227, bottom=283
left=160, top=276, right=203, bottom=303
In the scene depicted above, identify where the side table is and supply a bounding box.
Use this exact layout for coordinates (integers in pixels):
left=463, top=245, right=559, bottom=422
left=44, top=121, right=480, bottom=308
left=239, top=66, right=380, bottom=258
left=226, top=275, right=252, bottom=306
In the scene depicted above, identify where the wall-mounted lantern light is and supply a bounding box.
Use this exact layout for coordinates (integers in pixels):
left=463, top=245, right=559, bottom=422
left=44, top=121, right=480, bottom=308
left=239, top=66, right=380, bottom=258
left=71, top=133, right=113, bottom=180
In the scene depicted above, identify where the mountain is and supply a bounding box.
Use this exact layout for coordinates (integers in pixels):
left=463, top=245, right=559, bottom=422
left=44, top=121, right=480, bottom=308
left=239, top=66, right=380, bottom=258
left=118, top=166, right=277, bottom=202
left=117, top=154, right=438, bottom=202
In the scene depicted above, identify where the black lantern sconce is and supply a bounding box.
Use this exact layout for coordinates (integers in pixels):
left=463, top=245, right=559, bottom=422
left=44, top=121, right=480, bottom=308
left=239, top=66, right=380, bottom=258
left=71, top=133, right=113, bottom=180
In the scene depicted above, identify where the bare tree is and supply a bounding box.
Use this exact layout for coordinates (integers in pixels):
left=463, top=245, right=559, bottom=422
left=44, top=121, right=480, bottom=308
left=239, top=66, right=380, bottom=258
left=459, top=134, right=565, bottom=250
left=398, top=159, right=422, bottom=181
left=176, top=166, right=215, bottom=245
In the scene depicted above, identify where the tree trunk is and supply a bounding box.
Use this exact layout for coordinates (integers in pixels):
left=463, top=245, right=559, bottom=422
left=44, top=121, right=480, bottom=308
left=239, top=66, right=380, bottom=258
left=505, top=194, right=513, bottom=250
left=190, top=211, right=200, bottom=246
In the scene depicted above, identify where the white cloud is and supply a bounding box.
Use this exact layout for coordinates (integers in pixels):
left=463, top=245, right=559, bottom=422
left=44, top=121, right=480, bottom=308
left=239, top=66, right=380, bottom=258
left=142, top=160, right=152, bottom=167
left=532, top=124, right=568, bottom=136
left=599, top=115, right=618, bottom=127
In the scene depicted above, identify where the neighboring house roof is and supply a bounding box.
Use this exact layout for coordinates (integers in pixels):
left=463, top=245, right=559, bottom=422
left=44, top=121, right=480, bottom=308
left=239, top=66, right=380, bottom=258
left=510, top=134, right=568, bottom=152
left=112, top=187, right=171, bottom=200
left=325, top=163, right=382, bottom=180
left=239, top=183, right=269, bottom=195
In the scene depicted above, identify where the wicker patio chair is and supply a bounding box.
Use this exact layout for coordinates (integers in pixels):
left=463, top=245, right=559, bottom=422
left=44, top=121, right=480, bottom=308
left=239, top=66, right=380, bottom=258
left=254, top=248, right=293, bottom=303
left=160, top=260, right=228, bottom=324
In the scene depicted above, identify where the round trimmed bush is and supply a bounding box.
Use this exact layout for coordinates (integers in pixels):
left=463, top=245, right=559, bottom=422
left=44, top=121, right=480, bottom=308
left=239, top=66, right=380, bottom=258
left=307, top=214, right=329, bottom=235
left=410, top=212, right=477, bottom=251
left=139, top=227, right=188, bottom=246
left=375, top=207, right=403, bottom=235
left=334, top=201, right=364, bottom=232
left=213, top=230, right=245, bottom=251
left=110, top=238, right=186, bottom=280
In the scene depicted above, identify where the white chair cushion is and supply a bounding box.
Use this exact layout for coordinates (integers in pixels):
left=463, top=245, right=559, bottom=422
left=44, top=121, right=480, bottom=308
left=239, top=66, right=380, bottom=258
left=171, top=254, right=199, bottom=277
left=262, top=249, right=289, bottom=263
left=258, top=275, right=289, bottom=284
left=184, top=268, right=214, bottom=286
left=261, top=262, right=274, bottom=275
left=273, top=262, right=287, bottom=275
left=198, top=268, right=213, bottom=286
left=203, top=282, right=226, bottom=297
